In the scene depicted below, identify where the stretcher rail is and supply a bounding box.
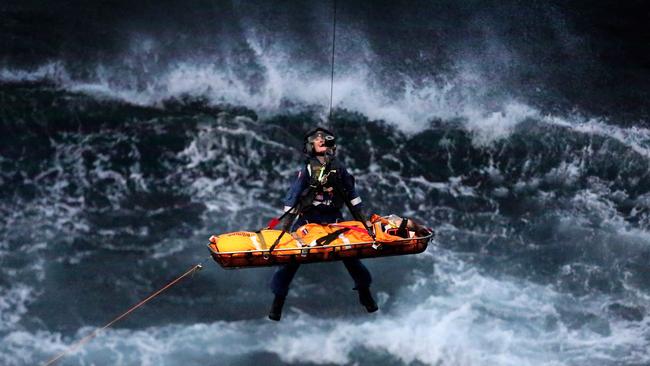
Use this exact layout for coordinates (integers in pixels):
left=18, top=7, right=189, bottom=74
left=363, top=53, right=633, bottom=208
left=208, top=230, right=433, bottom=269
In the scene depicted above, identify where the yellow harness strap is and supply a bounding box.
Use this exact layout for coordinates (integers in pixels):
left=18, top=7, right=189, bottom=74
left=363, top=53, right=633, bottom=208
left=256, top=231, right=268, bottom=250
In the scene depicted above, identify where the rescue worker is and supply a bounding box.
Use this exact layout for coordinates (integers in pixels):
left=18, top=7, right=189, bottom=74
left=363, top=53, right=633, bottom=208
left=268, top=127, right=378, bottom=321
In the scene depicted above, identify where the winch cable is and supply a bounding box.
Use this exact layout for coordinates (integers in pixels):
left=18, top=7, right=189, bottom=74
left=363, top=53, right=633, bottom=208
left=43, top=263, right=204, bottom=366
left=328, top=0, right=338, bottom=122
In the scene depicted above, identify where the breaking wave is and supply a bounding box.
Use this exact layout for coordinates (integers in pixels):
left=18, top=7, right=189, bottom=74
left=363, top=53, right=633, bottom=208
left=2, top=1, right=649, bottom=364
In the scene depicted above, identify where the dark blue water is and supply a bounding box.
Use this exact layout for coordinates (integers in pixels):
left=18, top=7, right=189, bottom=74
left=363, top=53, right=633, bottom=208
left=1, top=1, right=649, bottom=365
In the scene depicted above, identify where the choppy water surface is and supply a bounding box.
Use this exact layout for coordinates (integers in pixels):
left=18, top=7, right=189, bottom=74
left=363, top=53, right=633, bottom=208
left=1, top=1, right=649, bottom=365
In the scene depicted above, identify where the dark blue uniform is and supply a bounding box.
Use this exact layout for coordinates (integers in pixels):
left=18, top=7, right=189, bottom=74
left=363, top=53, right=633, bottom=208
left=270, top=161, right=373, bottom=297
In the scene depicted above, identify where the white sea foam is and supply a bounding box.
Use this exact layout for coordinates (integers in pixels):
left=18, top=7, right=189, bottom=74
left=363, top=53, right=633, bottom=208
left=0, top=285, right=34, bottom=335
left=559, top=118, right=650, bottom=159
left=0, top=26, right=540, bottom=138
left=0, top=62, right=70, bottom=83
left=2, top=42, right=650, bottom=161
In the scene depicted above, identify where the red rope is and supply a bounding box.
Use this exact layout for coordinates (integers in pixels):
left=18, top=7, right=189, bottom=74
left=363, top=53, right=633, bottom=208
left=330, top=223, right=371, bottom=235
left=43, top=263, right=203, bottom=366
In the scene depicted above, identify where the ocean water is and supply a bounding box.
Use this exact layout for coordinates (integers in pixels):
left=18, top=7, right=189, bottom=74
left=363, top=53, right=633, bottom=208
left=1, top=1, right=649, bottom=365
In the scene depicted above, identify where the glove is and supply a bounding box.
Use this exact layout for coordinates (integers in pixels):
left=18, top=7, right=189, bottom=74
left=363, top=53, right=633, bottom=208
left=350, top=205, right=367, bottom=223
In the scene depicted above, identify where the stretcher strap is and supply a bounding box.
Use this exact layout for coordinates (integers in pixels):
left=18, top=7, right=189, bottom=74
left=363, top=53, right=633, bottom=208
left=330, top=223, right=370, bottom=235
left=256, top=231, right=268, bottom=250
left=269, top=235, right=296, bottom=251
left=315, top=228, right=350, bottom=246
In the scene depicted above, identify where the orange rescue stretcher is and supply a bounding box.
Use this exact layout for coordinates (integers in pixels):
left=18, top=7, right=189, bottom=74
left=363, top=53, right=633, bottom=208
left=208, top=215, right=433, bottom=269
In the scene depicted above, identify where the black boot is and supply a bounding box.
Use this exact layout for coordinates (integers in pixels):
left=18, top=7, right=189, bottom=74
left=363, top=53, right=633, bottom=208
left=268, top=295, right=286, bottom=321
left=357, top=287, right=378, bottom=313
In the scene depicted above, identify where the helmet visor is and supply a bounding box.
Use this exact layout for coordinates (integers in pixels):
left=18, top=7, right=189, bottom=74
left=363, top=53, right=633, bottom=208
left=307, top=131, right=336, bottom=147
